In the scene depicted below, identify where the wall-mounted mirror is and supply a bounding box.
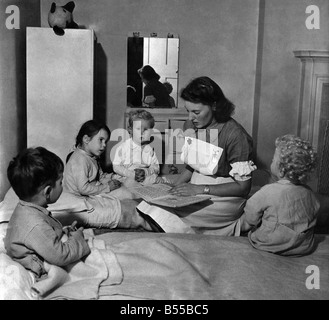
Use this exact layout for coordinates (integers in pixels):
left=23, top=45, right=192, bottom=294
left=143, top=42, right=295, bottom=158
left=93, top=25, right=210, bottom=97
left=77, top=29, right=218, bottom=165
left=127, top=34, right=179, bottom=108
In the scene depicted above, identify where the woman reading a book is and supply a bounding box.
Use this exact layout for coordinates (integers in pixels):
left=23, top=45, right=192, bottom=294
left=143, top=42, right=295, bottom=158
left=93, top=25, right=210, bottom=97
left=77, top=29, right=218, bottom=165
left=137, top=76, right=257, bottom=236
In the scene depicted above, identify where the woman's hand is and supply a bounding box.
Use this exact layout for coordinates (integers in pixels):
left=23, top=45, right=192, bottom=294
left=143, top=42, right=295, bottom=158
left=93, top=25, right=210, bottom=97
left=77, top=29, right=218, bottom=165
left=134, top=168, right=146, bottom=183
left=143, top=95, right=156, bottom=108
left=169, top=183, right=202, bottom=196
left=109, top=179, right=122, bottom=191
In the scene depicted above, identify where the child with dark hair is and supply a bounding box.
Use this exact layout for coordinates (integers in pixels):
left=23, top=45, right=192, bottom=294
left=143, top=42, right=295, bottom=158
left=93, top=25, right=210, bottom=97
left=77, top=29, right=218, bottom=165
left=64, top=119, right=121, bottom=195
left=5, top=147, right=90, bottom=279
left=113, top=110, right=166, bottom=185
left=64, top=119, right=153, bottom=230
left=240, top=134, right=320, bottom=256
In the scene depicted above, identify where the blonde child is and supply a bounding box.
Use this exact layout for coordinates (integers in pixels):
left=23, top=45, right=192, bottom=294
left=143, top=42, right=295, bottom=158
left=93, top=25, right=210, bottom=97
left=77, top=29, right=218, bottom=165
left=240, top=134, right=320, bottom=256
left=64, top=120, right=152, bottom=230
left=113, top=110, right=166, bottom=185
left=5, top=147, right=90, bottom=279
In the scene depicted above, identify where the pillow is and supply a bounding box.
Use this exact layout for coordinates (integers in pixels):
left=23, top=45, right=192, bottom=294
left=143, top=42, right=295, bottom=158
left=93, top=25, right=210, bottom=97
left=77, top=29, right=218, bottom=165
left=0, top=253, right=38, bottom=300
left=0, top=188, right=19, bottom=223
left=0, top=223, right=7, bottom=253
left=0, top=188, right=88, bottom=223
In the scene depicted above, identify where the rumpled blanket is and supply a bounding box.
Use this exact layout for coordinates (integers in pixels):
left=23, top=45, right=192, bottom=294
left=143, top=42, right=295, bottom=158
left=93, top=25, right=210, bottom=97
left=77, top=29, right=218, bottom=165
left=34, top=237, right=123, bottom=300
left=37, top=236, right=216, bottom=300
left=32, top=232, right=329, bottom=300
left=99, top=237, right=216, bottom=300
left=97, top=233, right=329, bottom=300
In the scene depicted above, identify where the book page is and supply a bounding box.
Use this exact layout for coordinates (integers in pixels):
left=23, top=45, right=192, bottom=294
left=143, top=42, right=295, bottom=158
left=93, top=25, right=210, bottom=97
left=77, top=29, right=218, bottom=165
left=131, top=184, right=211, bottom=208
left=131, top=184, right=172, bottom=202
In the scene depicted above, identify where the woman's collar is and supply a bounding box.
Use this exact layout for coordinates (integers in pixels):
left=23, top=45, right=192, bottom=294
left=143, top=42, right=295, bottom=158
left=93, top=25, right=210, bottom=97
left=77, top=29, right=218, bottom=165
left=196, top=119, right=226, bottom=143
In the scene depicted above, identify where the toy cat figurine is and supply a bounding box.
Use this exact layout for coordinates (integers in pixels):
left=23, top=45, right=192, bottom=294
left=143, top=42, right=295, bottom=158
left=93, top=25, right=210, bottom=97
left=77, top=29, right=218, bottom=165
left=48, top=1, right=79, bottom=36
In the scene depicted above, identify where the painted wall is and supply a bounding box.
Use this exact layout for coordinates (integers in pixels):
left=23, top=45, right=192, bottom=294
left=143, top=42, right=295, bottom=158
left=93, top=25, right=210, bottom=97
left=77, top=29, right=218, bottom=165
left=1, top=0, right=328, bottom=200
left=255, top=0, right=329, bottom=185
left=0, top=0, right=40, bottom=200
left=40, top=0, right=259, bottom=158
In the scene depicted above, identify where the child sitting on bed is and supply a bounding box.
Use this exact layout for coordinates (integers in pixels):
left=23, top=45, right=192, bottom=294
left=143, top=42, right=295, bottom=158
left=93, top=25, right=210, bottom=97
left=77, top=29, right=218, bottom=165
left=64, top=119, right=153, bottom=230
left=240, top=134, right=320, bottom=256
left=112, top=109, right=166, bottom=185
left=65, top=120, right=122, bottom=195
left=4, top=147, right=91, bottom=279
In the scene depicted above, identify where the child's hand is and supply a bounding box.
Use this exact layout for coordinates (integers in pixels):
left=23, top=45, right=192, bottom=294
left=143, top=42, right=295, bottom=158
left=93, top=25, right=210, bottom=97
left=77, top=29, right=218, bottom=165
left=70, top=226, right=85, bottom=239
left=109, top=179, right=121, bottom=191
left=144, top=95, right=156, bottom=104
left=62, top=221, right=78, bottom=236
left=60, top=233, right=69, bottom=243
left=134, top=168, right=146, bottom=183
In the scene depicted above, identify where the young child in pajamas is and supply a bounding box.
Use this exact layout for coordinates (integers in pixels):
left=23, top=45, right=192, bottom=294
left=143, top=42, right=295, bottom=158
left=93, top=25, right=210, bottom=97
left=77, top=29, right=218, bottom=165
left=5, top=147, right=90, bottom=279
left=112, top=109, right=166, bottom=185
left=64, top=119, right=152, bottom=230
left=240, top=134, right=320, bottom=256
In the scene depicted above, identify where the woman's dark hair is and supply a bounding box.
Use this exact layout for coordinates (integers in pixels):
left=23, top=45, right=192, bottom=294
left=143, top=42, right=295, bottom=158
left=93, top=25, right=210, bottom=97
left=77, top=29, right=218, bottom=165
left=7, top=147, right=64, bottom=200
left=66, top=120, right=111, bottom=163
left=75, top=120, right=111, bottom=148
left=138, top=65, right=160, bottom=82
left=180, top=76, right=235, bottom=122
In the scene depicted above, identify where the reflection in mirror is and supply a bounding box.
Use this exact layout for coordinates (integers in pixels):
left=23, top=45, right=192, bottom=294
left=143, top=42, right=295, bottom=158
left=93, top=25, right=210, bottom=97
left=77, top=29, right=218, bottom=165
left=127, top=35, right=179, bottom=108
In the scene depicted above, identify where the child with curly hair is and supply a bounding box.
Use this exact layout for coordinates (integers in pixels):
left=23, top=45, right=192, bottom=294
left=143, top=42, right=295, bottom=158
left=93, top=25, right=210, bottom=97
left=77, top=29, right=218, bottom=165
left=240, top=134, right=320, bottom=256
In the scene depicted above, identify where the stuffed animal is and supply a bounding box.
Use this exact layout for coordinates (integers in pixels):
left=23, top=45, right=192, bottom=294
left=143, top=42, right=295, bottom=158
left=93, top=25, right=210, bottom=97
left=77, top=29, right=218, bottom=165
left=48, top=1, right=79, bottom=36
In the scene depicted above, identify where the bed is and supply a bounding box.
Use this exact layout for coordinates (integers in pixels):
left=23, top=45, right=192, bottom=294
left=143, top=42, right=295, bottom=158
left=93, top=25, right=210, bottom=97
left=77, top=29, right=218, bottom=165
left=1, top=187, right=329, bottom=300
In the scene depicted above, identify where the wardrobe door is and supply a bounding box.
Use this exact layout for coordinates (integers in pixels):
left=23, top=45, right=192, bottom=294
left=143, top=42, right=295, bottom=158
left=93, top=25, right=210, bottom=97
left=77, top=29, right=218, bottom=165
left=27, top=27, right=94, bottom=162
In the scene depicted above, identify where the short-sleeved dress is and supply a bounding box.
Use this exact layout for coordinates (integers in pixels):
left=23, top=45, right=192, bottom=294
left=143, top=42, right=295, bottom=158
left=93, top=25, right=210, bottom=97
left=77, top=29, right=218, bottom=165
left=137, top=118, right=257, bottom=236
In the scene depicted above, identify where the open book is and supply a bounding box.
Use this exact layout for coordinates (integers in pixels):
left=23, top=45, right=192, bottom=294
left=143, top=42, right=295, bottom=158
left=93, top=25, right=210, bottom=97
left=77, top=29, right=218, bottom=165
left=131, top=184, right=211, bottom=208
